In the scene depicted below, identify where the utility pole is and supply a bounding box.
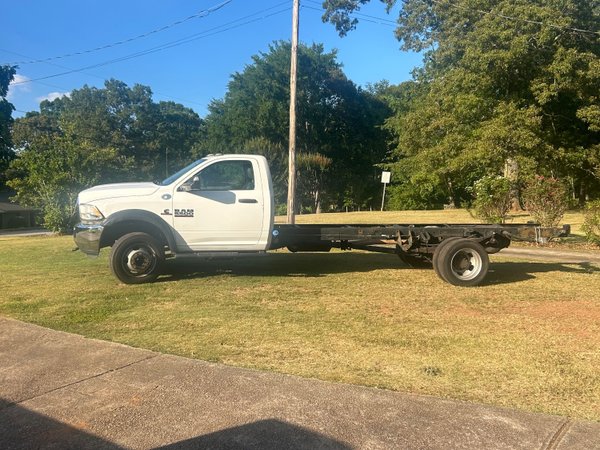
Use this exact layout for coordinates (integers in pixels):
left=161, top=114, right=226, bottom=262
left=287, top=0, right=300, bottom=224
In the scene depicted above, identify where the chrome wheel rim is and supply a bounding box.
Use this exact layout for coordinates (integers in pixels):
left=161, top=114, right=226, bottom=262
left=125, top=246, right=155, bottom=275
left=449, top=249, right=483, bottom=281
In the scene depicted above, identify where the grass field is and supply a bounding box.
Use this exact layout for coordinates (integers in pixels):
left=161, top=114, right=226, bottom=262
left=1, top=210, right=599, bottom=421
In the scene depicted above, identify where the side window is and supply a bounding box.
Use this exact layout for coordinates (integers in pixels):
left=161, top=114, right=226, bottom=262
left=192, top=160, right=255, bottom=191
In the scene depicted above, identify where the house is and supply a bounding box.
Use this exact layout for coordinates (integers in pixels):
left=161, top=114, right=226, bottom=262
left=0, top=191, right=39, bottom=230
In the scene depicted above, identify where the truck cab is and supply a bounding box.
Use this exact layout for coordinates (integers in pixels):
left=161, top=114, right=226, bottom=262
left=74, top=154, right=274, bottom=283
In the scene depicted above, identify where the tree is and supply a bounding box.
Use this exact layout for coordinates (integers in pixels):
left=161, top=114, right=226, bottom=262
left=297, top=152, right=332, bottom=213
left=323, top=0, right=600, bottom=206
left=8, top=79, right=204, bottom=231
left=41, top=80, right=205, bottom=181
left=240, top=137, right=288, bottom=208
left=7, top=131, right=126, bottom=232
left=200, top=41, right=391, bottom=210
left=0, top=65, right=16, bottom=187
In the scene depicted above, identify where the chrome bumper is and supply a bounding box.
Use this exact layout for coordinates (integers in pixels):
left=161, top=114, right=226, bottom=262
left=73, top=223, right=104, bottom=256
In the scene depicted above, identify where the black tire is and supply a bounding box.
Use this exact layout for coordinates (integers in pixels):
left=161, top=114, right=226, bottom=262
left=435, top=239, right=489, bottom=287
left=109, top=232, right=164, bottom=284
left=432, top=237, right=460, bottom=279
left=396, top=245, right=432, bottom=268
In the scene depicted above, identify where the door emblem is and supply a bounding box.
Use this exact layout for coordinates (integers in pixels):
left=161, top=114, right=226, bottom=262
left=174, top=208, right=194, bottom=218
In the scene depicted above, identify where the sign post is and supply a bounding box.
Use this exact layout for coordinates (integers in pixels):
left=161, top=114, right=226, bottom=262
left=380, top=171, right=391, bottom=211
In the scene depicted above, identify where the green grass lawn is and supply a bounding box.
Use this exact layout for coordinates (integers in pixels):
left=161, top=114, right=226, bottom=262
left=1, top=210, right=599, bottom=421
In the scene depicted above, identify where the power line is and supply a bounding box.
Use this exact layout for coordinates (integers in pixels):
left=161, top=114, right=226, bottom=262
left=303, top=4, right=396, bottom=28
left=314, top=0, right=599, bottom=37
left=5, top=0, right=397, bottom=92
left=304, top=0, right=397, bottom=26
left=10, top=2, right=291, bottom=87
left=5, top=49, right=208, bottom=109
left=2, top=0, right=233, bottom=66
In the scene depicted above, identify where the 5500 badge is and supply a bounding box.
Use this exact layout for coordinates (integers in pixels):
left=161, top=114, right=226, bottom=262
left=174, top=208, right=194, bottom=218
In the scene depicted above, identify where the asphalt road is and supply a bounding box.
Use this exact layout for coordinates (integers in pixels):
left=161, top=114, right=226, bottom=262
left=499, top=246, right=600, bottom=264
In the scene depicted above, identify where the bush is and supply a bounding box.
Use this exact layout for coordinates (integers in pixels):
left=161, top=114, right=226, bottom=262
left=386, top=177, right=447, bottom=210
left=471, top=176, right=512, bottom=224
left=582, top=200, right=600, bottom=245
left=522, top=176, right=569, bottom=227
left=41, top=199, right=77, bottom=233
left=275, top=203, right=288, bottom=216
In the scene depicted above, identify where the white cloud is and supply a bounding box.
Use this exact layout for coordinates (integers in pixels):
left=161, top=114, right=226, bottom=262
left=7, top=74, right=31, bottom=100
left=36, top=91, right=71, bottom=103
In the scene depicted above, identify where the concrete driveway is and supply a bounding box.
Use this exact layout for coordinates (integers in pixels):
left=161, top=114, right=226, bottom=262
left=1, top=317, right=599, bottom=449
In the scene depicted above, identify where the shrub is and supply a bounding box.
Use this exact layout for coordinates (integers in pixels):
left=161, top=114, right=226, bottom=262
left=522, top=176, right=569, bottom=227
left=471, top=176, right=512, bottom=224
left=275, top=203, right=288, bottom=216
left=582, top=200, right=600, bottom=246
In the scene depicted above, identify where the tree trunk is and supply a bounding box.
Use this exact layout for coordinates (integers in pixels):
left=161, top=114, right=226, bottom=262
left=504, top=158, right=522, bottom=212
left=579, top=181, right=587, bottom=207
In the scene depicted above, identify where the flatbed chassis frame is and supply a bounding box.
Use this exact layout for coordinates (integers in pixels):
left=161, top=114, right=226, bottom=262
left=270, top=223, right=570, bottom=286
left=271, top=223, right=569, bottom=252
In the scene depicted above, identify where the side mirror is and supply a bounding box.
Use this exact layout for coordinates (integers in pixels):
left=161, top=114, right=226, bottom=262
left=178, top=175, right=200, bottom=192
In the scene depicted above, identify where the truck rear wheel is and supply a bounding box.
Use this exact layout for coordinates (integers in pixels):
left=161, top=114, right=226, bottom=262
left=434, top=239, right=489, bottom=287
left=109, top=232, right=164, bottom=284
left=432, top=237, right=460, bottom=279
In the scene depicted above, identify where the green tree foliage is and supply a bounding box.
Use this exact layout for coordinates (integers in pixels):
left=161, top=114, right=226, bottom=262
left=0, top=65, right=17, bottom=186
left=582, top=199, right=600, bottom=245
left=240, top=137, right=288, bottom=206
left=31, top=80, right=205, bottom=181
left=470, top=175, right=512, bottom=223
left=8, top=131, right=127, bottom=232
left=200, top=41, right=391, bottom=210
left=323, top=0, right=600, bottom=206
left=297, top=152, right=333, bottom=213
left=8, top=79, right=204, bottom=231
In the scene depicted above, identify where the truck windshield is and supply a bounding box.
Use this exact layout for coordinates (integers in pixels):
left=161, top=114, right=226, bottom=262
left=158, top=159, right=206, bottom=186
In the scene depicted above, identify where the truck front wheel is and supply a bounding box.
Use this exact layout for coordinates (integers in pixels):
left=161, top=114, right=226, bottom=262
left=434, top=239, right=489, bottom=287
left=109, top=232, right=164, bottom=284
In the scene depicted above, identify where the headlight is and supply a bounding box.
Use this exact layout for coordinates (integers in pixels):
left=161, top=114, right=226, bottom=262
left=79, top=204, right=105, bottom=222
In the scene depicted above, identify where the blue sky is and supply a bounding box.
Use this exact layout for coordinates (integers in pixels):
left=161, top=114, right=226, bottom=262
left=3, top=0, right=423, bottom=119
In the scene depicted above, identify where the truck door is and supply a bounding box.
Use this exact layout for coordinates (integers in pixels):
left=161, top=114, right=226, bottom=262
left=171, top=158, right=264, bottom=251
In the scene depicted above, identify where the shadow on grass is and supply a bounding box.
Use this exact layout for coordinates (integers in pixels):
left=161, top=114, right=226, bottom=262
left=157, top=251, right=599, bottom=285
left=484, top=261, right=599, bottom=286
left=159, top=252, right=402, bottom=282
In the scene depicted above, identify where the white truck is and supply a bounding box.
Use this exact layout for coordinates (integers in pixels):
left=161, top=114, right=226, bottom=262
left=74, top=154, right=569, bottom=286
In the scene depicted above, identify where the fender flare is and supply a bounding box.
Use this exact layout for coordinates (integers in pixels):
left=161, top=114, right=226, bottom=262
left=100, top=209, right=178, bottom=251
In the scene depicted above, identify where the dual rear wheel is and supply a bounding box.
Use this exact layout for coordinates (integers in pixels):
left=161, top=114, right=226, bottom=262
left=433, top=238, right=489, bottom=287
left=397, top=237, right=489, bottom=286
